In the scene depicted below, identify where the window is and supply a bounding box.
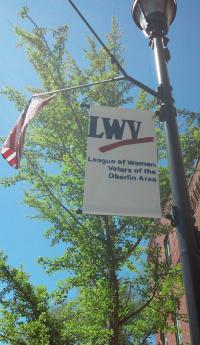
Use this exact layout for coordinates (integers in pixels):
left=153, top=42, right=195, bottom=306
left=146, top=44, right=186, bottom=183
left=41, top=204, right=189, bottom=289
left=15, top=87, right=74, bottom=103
left=160, top=332, right=168, bottom=345
left=164, top=235, right=172, bottom=266
left=190, top=179, right=200, bottom=211
left=174, top=313, right=184, bottom=345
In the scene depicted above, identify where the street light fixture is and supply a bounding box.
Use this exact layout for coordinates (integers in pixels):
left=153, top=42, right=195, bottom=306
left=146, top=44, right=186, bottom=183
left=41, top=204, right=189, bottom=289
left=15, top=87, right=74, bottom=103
left=131, top=0, right=176, bottom=36
left=132, top=1, right=200, bottom=344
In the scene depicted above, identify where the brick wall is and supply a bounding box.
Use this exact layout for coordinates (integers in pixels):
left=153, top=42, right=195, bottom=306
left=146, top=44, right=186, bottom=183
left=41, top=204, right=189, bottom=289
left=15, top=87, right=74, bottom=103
left=155, top=160, right=200, bottom=344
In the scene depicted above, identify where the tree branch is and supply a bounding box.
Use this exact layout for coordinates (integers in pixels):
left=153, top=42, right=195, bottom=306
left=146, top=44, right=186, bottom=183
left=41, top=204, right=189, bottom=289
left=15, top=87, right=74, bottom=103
left=118, top=287, right=156, bottom=326
left=124, top=282, right=132, bottom=310
left=140, top=331, right=152, bottom=345
left=126, top=236, right=143, bottom=258
left=24, top=154, right=86, bottom=230
left=0, top=333, right=26, bottom=345
left=0, top=265, right=41, bottom=319
left=26, top=13, right=85, bottom=138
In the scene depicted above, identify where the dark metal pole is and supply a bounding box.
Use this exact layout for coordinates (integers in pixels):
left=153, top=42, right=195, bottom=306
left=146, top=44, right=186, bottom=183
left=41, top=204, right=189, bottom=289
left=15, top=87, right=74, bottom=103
left=153, top=36, right=200, bottom=344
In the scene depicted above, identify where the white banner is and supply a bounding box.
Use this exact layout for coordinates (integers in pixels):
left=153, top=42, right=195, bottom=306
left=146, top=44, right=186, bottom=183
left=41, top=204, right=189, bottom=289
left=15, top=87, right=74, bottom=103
left=83, top=105, right=161, bottom=218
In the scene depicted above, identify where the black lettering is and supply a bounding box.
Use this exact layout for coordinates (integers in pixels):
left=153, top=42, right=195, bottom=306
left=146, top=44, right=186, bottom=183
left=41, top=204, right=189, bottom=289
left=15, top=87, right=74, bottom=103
left=88, top=116, right=104, bottom=138
left=102, top=118, right=126, bottom=140
left=125, top=120, right=142, bottom=139
left=88, top=116, right=142, bottom=140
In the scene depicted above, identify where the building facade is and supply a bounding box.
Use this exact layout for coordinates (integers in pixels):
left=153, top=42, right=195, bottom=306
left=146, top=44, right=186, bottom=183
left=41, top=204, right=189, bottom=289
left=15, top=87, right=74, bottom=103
left=155, top=160, right=200, bottom=345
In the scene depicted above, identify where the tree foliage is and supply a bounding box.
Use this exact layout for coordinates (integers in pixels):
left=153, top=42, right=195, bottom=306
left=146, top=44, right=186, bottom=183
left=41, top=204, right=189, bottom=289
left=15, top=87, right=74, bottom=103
left=0, top=6, right=199, bottom=345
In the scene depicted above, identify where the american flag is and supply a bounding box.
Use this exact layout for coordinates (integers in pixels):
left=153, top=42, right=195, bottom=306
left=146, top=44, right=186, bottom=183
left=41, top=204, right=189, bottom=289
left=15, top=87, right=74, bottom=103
left=1, top=94, right=55, bottom=168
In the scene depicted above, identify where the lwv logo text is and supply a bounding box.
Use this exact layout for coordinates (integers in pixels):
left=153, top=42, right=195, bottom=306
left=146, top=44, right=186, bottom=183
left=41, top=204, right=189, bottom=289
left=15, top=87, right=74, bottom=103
left=88, top=116, right=154, bottom=152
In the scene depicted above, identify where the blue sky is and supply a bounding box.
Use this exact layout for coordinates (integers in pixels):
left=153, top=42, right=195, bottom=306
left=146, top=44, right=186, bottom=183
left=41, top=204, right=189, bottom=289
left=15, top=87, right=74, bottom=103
left=0, top=0, right=199, bottom=343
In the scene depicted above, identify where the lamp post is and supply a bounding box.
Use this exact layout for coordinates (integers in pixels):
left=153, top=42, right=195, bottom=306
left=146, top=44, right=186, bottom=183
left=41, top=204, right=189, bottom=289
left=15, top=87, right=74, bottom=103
left=131, top=1, right=200, bottom=343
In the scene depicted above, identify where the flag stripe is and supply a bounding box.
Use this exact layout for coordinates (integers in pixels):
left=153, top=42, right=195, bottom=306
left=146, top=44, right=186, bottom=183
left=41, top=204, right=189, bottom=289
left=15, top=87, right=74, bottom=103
left=2, top=148, right=13, bottom=159
left=1, top=94, right=56, bottom=168
left=8, top=157, right=17, bottom=167
left=7, top=152, right=16, bottom=162
left=1, top=147, right=9, bottom=154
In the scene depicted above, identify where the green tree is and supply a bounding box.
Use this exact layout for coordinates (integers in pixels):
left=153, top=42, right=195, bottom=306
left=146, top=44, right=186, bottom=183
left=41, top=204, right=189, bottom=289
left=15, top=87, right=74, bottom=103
left=0, top=6, right=199, bottom=345
left=0, top=252, right=75, bottom=344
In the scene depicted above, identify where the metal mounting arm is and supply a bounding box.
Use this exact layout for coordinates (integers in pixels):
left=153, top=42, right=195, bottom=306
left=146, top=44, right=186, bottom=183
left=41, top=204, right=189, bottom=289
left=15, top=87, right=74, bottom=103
left=68, top=0, right=158, bottom=99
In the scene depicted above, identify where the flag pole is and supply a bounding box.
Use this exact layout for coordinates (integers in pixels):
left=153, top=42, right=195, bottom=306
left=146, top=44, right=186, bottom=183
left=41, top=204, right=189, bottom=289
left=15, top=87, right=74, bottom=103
left=32, top=76, right=126, bottom=98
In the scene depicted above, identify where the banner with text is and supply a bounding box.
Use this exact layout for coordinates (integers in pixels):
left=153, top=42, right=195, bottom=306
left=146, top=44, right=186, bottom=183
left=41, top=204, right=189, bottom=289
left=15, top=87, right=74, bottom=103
left=83, top=105, right=161, bottom=218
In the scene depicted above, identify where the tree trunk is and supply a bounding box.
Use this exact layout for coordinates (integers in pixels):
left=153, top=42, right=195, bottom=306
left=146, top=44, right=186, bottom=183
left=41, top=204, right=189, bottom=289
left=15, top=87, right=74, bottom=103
left=104, top=216, right=120, bottom=345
